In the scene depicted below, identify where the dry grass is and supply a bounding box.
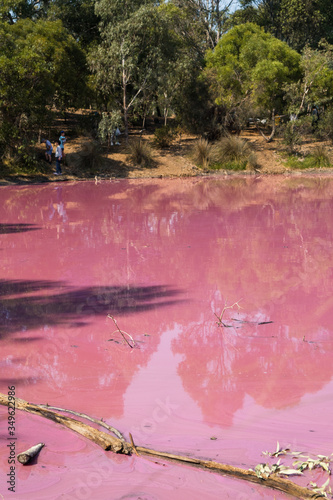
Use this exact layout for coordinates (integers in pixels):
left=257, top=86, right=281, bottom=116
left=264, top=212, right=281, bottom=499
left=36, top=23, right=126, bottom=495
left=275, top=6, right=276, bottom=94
left=191, top=138, right=213, bottom=168
left=127, top=140, right=154, bottom=168
left=69, top=139, right=105, bottom=174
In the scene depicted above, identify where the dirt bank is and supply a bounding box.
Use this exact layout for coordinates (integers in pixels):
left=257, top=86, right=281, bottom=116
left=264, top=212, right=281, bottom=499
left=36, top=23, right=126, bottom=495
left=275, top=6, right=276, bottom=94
left=1, top=124, right=333, bottom=185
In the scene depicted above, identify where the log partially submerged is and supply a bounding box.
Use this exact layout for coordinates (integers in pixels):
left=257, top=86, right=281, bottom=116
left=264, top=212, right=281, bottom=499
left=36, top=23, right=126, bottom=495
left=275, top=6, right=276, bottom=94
left=0, top=393, right=324, bottom=499
left=17, top=443, right=45, bottom=464
left=0, top=393, right=131, bottom=454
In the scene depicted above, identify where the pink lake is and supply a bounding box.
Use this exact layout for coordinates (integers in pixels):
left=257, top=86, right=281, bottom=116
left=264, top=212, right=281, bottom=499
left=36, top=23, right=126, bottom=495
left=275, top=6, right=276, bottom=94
left=1, top=175, right=333, bottom=499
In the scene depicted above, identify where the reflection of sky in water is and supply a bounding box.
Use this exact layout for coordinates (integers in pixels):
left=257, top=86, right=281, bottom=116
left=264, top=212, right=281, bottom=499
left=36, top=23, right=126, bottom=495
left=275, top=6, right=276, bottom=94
left=1, top=176, right=333, bottom=499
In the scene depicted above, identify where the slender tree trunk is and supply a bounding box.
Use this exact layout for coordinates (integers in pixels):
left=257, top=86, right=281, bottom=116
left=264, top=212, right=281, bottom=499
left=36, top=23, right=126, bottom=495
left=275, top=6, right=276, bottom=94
left=256, top=109, right=276, bottom=143
left=122, top=55, right=129, bottom=141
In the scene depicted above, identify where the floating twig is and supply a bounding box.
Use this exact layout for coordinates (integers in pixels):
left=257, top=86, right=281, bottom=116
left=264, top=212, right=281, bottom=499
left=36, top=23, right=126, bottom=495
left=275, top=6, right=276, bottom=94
left=17, top=443, right=45, bottom=464
left=107, top=315, right=136, bottom=348
left=215, top=299, right=243, bottom=327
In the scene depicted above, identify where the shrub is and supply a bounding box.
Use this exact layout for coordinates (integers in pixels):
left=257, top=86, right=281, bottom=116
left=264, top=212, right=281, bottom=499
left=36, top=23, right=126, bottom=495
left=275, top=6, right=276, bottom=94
left=286, top=145, right=331, bottom=169
left=306, top=145, right=331, bottom=168
left=317, top=107, right=333, bottom=142
left=191, top=138, right=213, bottom=168
left=211, top=135, right=254, bottom=170
left=282, top=121, right=302, bottom=154
left=153, top=126, right=177, bottom=148
left=127, top=140, right=154, bottom=168
left=70, top=139, right=105, bottom=175
left=281, top=116, right=312, bottom=153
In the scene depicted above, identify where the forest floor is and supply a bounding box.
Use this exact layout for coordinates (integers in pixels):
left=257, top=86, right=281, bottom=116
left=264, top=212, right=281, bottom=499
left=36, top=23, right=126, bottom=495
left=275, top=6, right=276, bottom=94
left=2, top=111, right=333, bottom=185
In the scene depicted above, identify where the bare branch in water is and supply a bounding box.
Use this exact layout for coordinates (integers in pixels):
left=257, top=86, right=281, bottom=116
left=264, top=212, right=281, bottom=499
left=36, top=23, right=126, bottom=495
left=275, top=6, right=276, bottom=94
left=215, top=299, right=243, bottom=327
left=107, top=315, right=136, bottom=348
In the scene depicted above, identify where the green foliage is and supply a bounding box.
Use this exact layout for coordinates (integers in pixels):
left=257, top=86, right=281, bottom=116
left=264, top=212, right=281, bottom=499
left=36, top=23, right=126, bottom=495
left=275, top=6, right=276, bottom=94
left=278, top=0, right=333, bottom=51
left=91, top=1, right=177, bottom=137
left=127, top=140, right=154, bottom=168
left=48, top=0, right=100, bottom=48
left=286, top=145, right=331, bottom=169
left=307, top=145, right=331, bottom=168
left=98, top=111, right=122, bottom=144
left=153, top=126, right=177, bottom=148
left=0, top=18, right=87, bottom=162
left=317, top=107, right=333, bottom=141
left=281, top=117, right=312, bottom=153
left=205, top=23, right=301, bottom=115
left=284, top=44, right=333, bottom=117
left=282, top=121, right=303, bottom=154
left=211, top=135, right=254, bottom=170
left=234, top=0, right=333, bottom=52
left=191, top=134, right=259, bottom=171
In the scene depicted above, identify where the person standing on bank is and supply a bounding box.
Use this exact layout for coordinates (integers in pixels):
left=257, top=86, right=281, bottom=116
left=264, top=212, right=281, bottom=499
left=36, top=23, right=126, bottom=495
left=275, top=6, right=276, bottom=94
left=55, top=140, right=63, bottom=175
left=43, top=139, right=53, bottom=163
left=59, top=130, right=66, bottom=160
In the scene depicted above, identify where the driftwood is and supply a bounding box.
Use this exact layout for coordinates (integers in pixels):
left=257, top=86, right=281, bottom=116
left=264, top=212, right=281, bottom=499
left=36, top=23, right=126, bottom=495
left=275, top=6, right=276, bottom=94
left=0, top=393, right=325, bottom=499
left=0, top=393, right=131, bottom=454
left=17, top=443, right=45, bottom=464
left=38, top=404, right=126, bottom=441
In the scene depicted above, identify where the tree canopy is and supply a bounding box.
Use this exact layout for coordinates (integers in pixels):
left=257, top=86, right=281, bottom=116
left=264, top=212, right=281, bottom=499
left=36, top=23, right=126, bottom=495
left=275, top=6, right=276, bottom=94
left=2, top=0, right=333, bottom=166
left=204, top=23, right=301, bottom=113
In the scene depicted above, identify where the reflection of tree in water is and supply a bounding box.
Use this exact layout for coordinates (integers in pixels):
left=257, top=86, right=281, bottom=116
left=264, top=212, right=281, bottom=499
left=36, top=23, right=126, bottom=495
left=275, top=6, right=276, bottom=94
left=0, top=279, right=183, bottom=417
left=0, top=223, right=39, bottom=234
left=172, top=317, right=333, bottom=428
left=0, top=279, right=182, bottom=340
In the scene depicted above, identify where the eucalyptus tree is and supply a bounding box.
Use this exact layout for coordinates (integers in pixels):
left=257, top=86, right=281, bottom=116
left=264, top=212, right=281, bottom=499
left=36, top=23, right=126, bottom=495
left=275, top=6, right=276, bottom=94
left=231, top=0, right=333, bottom=51
left=171, top=0, right=237, bottom=50
left=284, top=43, right=333, bottom=117
left=0, top=0, right=51, bottom=22
left=204, top=23, right=301, bottom=135
left=48, top=0, right=100, bottom=48
left=0, top=18, right=86, bottom=158
left=91, top=0, right=179, bottom=138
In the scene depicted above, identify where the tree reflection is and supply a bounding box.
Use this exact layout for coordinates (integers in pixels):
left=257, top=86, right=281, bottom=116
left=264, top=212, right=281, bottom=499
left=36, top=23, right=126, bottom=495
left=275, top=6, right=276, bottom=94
left=172, top=314, right=333, bottom=427
left=0, top=279, right=182, bottom=340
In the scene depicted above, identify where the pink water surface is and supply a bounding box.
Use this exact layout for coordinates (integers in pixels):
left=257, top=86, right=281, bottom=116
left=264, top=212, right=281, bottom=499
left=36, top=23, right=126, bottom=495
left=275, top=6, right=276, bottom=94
left=1, top=175, right=333, bottom=499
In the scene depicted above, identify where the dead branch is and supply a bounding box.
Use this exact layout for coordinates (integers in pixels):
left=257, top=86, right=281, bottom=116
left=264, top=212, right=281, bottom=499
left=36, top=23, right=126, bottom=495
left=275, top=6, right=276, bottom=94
left=107, top=315, right=136, bottom=348
left=38, top=404, right=125, bottom=441
left=0, top=393, right=131, bottom=454
left=0, top=393, right=324, bottom=499
left=17, top=443, right=44, bottom=464
left=215, top=299, right=242, bottom=327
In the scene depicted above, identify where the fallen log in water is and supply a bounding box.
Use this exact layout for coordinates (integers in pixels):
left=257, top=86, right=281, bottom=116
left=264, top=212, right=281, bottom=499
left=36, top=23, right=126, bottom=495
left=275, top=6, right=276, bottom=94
left=17, top=443, right=45, bottom=464
left=0, top=393, right=325, bottom=499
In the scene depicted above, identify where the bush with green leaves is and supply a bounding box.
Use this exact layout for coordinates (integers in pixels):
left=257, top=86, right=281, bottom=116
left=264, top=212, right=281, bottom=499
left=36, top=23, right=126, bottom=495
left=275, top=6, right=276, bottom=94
left=281, top=117, right=312, bottom=154
left=98, top=111, right=123, bottom=146
left=153, top=126, right=177, bottom=148
left=127, top=140, right=154, bottom=168
left=286, top=145, right=331, bottom=169
left=317, top=108, right=333, bottom=142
